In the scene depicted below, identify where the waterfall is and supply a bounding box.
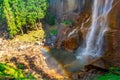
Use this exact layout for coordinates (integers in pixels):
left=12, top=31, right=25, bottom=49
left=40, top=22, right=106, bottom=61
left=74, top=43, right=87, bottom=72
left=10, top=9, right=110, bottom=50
left=77, top=0, right=113, bottom=60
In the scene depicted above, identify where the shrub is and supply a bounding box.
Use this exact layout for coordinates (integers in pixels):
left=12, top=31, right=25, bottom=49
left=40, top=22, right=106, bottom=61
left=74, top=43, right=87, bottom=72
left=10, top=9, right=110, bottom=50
left=46, top=13, right=56, bottom=26
left=50, top=29, right=58, bottom=35
left=62, top=20, right=72, bottom=26
left=0, top=63, right=35, bottom=79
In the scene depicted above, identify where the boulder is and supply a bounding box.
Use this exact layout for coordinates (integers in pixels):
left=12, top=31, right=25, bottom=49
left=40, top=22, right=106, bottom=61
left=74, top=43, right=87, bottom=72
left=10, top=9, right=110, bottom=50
left=63, top=30, right=81, bottom=52
left=85, top=58, right=110, bottom=71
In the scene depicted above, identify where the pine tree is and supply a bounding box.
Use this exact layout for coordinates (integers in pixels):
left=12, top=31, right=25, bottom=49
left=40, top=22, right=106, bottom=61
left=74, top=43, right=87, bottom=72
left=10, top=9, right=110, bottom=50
left=10, top=0, right=26, bottom=34
left=0, top=0, right=48, bottom=37
left=3, top=0, right=18, bottom=36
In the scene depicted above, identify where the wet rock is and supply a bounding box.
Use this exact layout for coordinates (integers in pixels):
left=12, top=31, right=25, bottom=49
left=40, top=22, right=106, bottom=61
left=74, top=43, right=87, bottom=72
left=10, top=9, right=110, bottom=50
left=45, top=36, right=52, bottom=45
left=45, top=35, right=57, bottom=47
left=56, top=23, right=83, bottom=52
left=56, top=26, right=71, bottom=49
left=63, top=33, right=80, bottom=52
left=85, top=58, right=110, bottom=71
left=102, top=0, right=120, bottom=68
left=51, top=35, right=57, bottom=43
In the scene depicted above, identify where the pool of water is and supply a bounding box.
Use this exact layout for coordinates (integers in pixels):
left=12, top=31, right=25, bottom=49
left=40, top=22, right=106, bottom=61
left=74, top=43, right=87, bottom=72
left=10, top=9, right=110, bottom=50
left=41, top=47, right=86, bottom=74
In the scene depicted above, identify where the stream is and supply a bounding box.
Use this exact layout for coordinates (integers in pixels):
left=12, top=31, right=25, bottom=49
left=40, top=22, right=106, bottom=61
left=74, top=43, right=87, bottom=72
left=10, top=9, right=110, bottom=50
left=41, top=47, right=85, bottom=75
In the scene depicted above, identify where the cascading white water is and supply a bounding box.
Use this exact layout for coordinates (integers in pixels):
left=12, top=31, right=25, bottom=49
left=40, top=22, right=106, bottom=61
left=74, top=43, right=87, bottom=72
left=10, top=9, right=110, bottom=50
left=77, top=0, right=113, bottom=60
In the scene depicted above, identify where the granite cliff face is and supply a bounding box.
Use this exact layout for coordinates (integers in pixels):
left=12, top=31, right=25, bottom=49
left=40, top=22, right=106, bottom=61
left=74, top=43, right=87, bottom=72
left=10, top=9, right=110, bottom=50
left=49, top=0, right=120, bottom=68
left=49, top=0, right=91, bottom=21
left=103, top=0, right=120, bottom=68
left=108, top=0, right=120, bottom=54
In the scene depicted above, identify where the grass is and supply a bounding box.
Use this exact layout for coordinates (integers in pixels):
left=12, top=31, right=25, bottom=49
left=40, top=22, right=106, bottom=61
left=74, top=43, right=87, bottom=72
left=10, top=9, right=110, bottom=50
left=50, top=29, right=58, bottom=35
left=48, top=26, right=58, bottom=35
left=97, top=73, right=120, bottom=80
left=95, top=67, right=120, bottom=80
left=11, top=29, right=45, bottom=43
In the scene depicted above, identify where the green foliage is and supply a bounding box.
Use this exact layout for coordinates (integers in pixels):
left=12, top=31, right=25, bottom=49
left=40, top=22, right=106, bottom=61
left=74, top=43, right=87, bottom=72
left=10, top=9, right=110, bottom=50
left=17, top=64, right=24, bottom=69
left=0, top=0, right=4, bottom=25
left=109, top=67, right=120, bottom=75
left=9, top=0, right=26, bottom=35
left=46, top=13, right=56, bottom=26
left=95, top=67, right=120, bottom=80
left=0, top=0, right=48, bottom=37
left=62, top=20, right=72, bottom=26
left=3, top=0, right=19, bottom=36
left=50, top=29, right=58, bottom=35
left=48, top=26, right=58, bottom=35
left=97, top=73, right=120, bottom=80
left=26, top=0, right=48, bottom=27
left=0, top=63, right=35, bottom=79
